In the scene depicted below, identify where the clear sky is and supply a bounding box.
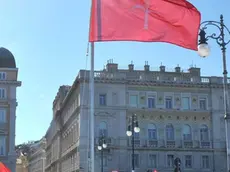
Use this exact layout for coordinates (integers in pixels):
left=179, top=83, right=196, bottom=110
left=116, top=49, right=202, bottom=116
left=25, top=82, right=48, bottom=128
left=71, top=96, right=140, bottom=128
left=0, top=0, right=229, bottom=145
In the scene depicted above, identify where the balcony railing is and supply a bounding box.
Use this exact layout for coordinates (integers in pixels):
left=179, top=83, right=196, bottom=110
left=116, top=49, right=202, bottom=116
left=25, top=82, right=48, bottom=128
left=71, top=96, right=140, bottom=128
left=78, top=70, right=230, bottom=84
left=200, top=141, right=211, bottom=148
left=95, top=137, right=114, bottom=147
left=166, top=140, right=176, bottom=148
left=125, top=138, right=211, bottom=149
left=93, top=137, right=212, bottom=149
left=148, top=140, right=158, bottom=147
left=183, top=141, right=193, bottom=148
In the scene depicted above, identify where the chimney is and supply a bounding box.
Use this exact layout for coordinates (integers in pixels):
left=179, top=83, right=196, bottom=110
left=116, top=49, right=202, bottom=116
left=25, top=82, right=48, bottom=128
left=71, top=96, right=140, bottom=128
left=106, top=59, right=118, bottom=72
left=144, top=61, right=150, bottom=72
left=189, top=67, right=201, bottom=76
left=128, top=61, right=134, bottom=71
left=160, top=63, right=165, bottom=72
left=175, top=65, right=181, bottom=73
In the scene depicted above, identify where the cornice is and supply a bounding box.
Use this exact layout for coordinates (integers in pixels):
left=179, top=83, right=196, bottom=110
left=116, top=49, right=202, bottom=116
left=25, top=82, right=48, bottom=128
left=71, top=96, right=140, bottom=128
left=0, top=80, right=21, bottom=86
left=0, top=68, right=18, bottom=71
left=80, top=78, right=230, bottom=89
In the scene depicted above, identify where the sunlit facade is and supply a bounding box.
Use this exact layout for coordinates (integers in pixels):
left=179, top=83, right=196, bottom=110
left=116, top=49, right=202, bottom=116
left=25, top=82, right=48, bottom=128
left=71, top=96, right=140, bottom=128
left=27, top=138, right=46, bottom=172
left=45, top=60, right=229, bottom=172
left=0, top=47, right=21, bottom=172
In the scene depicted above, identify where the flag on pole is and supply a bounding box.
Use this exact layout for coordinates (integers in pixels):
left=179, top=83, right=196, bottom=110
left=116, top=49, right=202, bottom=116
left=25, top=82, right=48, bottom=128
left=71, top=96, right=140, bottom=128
left=89, top=0, right=201, bottom=50
left=0, top=162, right=10, bottom=172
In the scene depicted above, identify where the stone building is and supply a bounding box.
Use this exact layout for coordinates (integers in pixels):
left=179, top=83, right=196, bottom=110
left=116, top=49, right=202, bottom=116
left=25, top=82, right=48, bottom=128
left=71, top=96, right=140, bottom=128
left=27, top=138, right=46, bottom=172
left=45, top=60, right=230, bottom=172
left=0, top=47, right=21, bottom=172
left=16, top=155, right=28, bottom=172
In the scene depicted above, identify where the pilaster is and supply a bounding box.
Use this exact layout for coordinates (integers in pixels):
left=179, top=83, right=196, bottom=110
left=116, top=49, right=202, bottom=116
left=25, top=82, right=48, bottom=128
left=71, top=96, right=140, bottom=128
left=8, top=99, right=17, bottom=172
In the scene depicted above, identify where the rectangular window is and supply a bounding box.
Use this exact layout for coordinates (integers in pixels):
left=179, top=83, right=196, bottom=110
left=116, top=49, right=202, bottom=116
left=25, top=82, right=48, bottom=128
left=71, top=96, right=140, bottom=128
left=134, top=154, right=139, bottom=168
left=0, top=88, right=6, bottom=99
left=167, top=155, right=174, bottom=167
left=0, top=109, right=6, bottom=123
left=112, top=92, right=118, bottom=105
left=148, top=96, right=155, bottom=108
left=99, top=94, right=106, bottom=106
left=165, top=97, right=172, bottom=109
left=134, top=132, right=140, bottom=139
left=199, top=98, right=207, bottom=110
left=182, top=97, right=190, bottom=110
left=0, top=72, right=6, bottom=80
left=148, top=154, right=157, bottom=168
left=0, top=136, right=6, bottom=156
left=185, top=155, right=192, bottom=168
left=129, top=95, right=138, bottom=107
left=202, top=155, right=210, bottom=168
left=148, top=128, right=157, bottom=140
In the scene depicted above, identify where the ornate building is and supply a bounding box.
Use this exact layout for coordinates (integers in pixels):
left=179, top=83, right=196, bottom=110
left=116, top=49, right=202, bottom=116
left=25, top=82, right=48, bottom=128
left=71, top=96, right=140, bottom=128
left=45, top=60, right=229, bottom=172
left=27, top=138, right=46, bottom=172
left=0, top=47, right=21, bottom=172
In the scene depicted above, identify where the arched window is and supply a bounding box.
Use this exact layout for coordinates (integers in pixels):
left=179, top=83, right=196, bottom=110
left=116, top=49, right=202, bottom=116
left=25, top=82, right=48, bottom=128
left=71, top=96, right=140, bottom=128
left=166, top=124, right=174, bottom=140
left=183, top=124, right=192, bottom=140
left=200, top=125, right=209, bottom=141
left=99, top=121, right=107, bottom=136
left=148, top=124, right=157, bottom=140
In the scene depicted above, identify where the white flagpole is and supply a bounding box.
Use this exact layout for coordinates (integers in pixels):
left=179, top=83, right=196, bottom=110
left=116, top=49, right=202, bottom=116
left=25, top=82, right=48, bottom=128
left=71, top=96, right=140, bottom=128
left=90, top=42, right=95, bottom=172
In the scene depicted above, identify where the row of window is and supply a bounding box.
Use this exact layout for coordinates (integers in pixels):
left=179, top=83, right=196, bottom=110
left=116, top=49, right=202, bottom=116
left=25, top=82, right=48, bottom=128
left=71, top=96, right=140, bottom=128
left=61, top=152, right=79, bottom=172
left=63, top=95, right=80, bottom=125
left=98, top=122, right=209, bottom=141
left=98, top=93, right=208, bottom=110
left=0, top=88, right=6, bottom=99
left=100, top=154, right=210, bottom=169
left=28, top=159, right=44, bottom=171
left=62, top=122, right=79, bottom=153
left=129, top=94, right=207, bottom=110
left=129, top=154, right=210, bottom=169
left=0, top=72, right=6, bottom=80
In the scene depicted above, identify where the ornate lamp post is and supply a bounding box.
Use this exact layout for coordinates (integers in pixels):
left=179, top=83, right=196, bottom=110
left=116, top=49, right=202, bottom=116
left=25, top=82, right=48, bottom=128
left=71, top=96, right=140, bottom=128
left=126, top=114, right=140, bottom=172
left=97, top=135, right=107, bottom=172
left=197, top=14, right=230, bottom=172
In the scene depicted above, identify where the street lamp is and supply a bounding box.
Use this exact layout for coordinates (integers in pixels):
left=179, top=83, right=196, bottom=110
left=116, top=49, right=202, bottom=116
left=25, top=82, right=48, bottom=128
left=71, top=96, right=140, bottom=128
left=174, top=157, right=181, bottom=172
left=197, top=14, right=230, bottom=172
left=97, top=135, right=107, bottom=172
left=126, top=114, right=140, bottom=172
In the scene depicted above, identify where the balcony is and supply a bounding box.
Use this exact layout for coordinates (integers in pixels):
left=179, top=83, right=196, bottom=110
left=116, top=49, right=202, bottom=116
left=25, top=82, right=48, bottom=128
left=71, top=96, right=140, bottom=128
left=166, top=140, right=176, bottom=148
left=95, top=137, right=114, bottom=147
left=183, top=141, right=193, bottom=148
left=200, top=141, right=211, bottom=148
left=148, top=140, right=158, bottom=147
left=93, top=137, right=212, bottom=150
left=127, top=139, right=141, bottom=147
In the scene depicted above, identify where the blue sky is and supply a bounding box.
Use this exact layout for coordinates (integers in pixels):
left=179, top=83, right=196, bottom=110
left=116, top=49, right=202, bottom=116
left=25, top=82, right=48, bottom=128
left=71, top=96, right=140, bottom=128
left=0, top=0, right=229, bottom=144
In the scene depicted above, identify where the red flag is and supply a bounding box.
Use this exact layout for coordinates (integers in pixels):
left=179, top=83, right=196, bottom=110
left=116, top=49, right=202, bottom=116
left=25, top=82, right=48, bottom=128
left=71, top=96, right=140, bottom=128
left=0, top=162, right=10, bottom=172
left=89, top=0, right=201, bottom=50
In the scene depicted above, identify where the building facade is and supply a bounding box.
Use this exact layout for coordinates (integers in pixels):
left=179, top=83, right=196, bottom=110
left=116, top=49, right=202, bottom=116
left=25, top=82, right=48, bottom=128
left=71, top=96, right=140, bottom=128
left=0, top=47, right=21, bottom=172
left=27, top=138, right=46, bottom=172
left=16, top=155, right=28, bottom=172
left=45, top=61, right=230, bottom=172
